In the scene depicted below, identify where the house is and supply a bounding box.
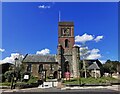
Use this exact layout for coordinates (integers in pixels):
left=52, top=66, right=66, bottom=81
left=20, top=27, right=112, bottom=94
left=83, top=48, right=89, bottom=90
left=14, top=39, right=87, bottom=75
left=0, top=62, right=14, bottom=74
left=82, top=59, right=103, bottom=78
left=87, top=61, right=101, bottom=78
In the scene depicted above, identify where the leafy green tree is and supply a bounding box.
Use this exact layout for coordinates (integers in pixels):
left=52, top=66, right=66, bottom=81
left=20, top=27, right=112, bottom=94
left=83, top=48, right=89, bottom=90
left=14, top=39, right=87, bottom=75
left=17, top=63, right=25, bottom=81
left=103, top=60, right=120, bottom=76
left=3, top=63, right=25, bottom=82
left=4, top=71, right=13, bottom=82
left=80, top=45, right=90, bottom=78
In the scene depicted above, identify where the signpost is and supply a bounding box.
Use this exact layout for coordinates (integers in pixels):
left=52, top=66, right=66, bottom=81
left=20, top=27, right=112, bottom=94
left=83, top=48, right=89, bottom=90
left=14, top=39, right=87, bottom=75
left=24, top=75, right=29, bottom=80
left=23, top=72, right=30, bottom=82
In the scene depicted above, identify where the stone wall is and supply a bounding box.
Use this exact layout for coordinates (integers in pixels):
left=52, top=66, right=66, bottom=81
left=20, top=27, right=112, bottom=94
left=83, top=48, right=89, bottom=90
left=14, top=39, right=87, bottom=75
left=90, top=70, right=101, bottom=78
left=72, top=46, right=80, bottom=78
left=23, top=63, right=59, bottom=79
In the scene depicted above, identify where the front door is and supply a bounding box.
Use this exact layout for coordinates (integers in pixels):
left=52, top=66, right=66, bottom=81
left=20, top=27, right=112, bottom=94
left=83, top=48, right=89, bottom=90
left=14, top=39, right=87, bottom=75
left=53, top=71, right=58, bottom=79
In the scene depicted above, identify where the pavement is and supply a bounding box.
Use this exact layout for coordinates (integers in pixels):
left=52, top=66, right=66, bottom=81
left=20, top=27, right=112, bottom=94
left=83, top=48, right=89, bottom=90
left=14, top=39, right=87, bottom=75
left=1, top=85, right=120, bottom=93
left=62, top=85, right=120, bottom=91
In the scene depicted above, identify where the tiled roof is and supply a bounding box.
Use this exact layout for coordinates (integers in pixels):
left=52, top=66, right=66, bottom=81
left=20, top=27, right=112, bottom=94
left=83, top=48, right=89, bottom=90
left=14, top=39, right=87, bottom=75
left=22, top=54, right=56, bottom=63
left=84, top=59, right=103, bottom=67
left=87, top=61, right=100, bottom=70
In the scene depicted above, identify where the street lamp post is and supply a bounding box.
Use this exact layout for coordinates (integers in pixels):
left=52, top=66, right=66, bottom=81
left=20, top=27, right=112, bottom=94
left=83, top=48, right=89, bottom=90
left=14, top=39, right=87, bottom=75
left=11, top=58, right=18, bottom=89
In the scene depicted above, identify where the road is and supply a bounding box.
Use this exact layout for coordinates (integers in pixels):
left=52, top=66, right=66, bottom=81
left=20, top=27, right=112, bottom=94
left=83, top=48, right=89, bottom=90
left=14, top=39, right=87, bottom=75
left=1, top=85, right=120, bottom=94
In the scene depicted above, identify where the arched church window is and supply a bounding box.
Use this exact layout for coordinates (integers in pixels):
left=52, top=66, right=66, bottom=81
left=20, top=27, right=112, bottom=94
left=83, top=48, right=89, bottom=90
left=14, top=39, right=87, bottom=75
left=65, top=39, right=69, bottom=48
left=38, top=64, right=43, bottom=73
left=27, top=64, right=32, bottom=72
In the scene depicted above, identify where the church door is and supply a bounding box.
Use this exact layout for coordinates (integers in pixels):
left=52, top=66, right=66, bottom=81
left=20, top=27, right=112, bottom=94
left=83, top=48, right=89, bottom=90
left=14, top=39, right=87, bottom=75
left=64, top=61, right=69, bottom=72
left=53, top=71, right=58, bottom=79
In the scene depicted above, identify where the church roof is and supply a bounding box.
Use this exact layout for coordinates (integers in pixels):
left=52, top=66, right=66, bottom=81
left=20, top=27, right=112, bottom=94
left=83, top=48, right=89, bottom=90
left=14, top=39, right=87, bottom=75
left=87, top=61, right=100, bottom=70
left=22, top=54, right=57, bottom=63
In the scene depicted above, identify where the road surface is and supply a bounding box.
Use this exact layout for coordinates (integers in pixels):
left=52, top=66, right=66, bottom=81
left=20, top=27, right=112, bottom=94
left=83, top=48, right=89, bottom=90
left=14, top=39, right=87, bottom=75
left=1, top=85, right=120, bottom=94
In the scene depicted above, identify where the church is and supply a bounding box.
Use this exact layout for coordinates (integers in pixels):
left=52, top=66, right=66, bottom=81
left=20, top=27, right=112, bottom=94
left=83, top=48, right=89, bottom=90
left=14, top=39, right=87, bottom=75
left=22, top=21, right=80, bottom=80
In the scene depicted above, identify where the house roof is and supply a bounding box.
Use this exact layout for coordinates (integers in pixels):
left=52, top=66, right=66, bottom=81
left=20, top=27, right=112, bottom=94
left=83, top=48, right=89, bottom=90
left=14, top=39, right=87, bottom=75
left=87, top=61, right=100, bottom=70
left=83, top=59, right=103, bottom=67
left=22, top=54, right=57, bottom=63
left=0, top=62, right=14, bottom=65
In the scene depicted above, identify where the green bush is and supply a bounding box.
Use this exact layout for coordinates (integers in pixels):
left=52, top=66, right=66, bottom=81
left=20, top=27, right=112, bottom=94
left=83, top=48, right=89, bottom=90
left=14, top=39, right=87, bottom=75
left=27, top=76, right=38, bottom=84
left=4, top=71, right=13, bottom=82
left=0, top=82, right=11, bottom=86
left=2, top=74, right=5, bottom=82
left=0, top=74, right=5, bottom=82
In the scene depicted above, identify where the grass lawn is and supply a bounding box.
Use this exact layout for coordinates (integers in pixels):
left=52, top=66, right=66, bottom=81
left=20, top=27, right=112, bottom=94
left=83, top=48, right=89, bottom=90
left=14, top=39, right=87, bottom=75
left=0, top=82, right=11, bottom=86
left=0, top=82, right=28, bottom=86
left=0, top=77, right=38, bottom=86
left=63, top=77, right=119, bottom=85
left=1, top=77, right=119, bottom=86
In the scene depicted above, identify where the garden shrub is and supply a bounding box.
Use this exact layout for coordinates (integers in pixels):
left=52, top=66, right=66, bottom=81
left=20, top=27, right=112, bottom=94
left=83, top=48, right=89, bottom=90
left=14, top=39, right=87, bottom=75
left=4, top=71, right=13, bottom=82
left=0, top=74, right=5, bottom=82
left=2, top=74, right=5, bottom=82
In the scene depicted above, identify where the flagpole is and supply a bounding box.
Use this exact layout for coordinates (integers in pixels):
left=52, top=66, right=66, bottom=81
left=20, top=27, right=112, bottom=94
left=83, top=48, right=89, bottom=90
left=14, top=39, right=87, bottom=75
left=59, top=11, right=61, bottom=22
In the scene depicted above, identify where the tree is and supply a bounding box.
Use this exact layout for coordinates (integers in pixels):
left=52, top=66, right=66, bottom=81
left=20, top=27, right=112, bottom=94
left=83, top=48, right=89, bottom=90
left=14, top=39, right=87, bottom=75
left=103, top=60, right=120, bottom=76
left=80, top=44, right=90, bottom=78
left=3, top=62, right=25, bottom=82
left=4, top=71, right=13, bottom=82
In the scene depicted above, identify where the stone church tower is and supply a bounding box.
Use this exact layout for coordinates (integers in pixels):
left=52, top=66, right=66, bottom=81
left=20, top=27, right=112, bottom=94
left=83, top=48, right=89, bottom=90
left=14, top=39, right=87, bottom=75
left=57, top=22, right=80, bottom=78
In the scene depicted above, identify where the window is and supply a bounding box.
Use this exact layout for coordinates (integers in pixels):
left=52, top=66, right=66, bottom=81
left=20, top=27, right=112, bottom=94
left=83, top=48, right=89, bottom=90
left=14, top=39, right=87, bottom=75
left=38, top=64, right=43, bottom=73
left=65, top=39, right=69, bottom=48
left=27, top=64, right=32, bottom=72
left=50, top=64, right=53, bottom=71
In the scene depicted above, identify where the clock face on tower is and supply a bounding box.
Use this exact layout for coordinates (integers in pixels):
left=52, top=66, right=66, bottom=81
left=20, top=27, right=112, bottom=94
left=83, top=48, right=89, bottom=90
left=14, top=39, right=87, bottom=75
left=61, top=28, right=71, bottom=36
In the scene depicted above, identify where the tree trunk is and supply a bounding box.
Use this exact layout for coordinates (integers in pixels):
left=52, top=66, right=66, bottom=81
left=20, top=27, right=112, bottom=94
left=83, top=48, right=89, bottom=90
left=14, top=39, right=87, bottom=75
left=83, top=60, right=87, bottom=78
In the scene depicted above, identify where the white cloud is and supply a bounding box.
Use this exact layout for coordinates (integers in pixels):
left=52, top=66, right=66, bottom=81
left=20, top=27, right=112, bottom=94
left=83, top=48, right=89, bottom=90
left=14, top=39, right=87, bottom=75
left=36, top=48, right=50, bottom=55
left=86, top=49, right=101, bottom=59
left=86, top=54, right=101, bottom=60
left=75, top=34, right=103, bottom=60
left=80, top=47, right=101, bottom=60
left=38, top=5, right=51, bottom=9
left=1, top=57, right=13, bottom=64
left=0, top=53, right=24, bottom=64
left=90, top=49, right=100, bottom=54
left=99, top=60, right=106, bottom=64
left=75, top=33, right=94, bottom=43
left=0, top=48, right=5, bottom=52
left=75, top=34, right=104, bottom=43
left=94, top=36, right=103, bottom=42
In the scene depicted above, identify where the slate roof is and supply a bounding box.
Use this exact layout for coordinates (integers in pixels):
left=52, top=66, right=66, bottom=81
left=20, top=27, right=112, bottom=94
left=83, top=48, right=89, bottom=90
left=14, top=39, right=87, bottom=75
left=84, top=59, right=103, bottom=67
left=22, top=54, right=56, bottom=63
left=87, top=61, right=100, bottom=70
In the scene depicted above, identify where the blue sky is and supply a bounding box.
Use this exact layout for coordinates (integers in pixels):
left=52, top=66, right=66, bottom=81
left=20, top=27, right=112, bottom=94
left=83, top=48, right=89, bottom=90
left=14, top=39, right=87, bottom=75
left=1, top=2, right=118, bottom=63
